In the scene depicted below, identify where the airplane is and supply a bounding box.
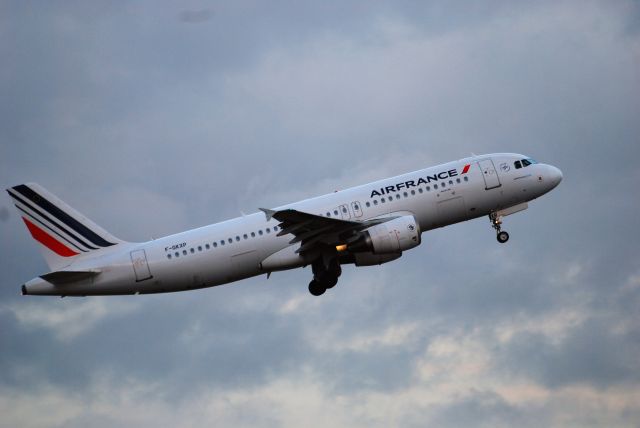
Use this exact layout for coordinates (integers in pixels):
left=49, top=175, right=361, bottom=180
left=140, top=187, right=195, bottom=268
left=7, top=153, right=562, bottom=297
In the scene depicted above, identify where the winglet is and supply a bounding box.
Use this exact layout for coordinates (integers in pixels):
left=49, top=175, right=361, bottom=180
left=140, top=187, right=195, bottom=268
left=259, top=208, right=276, bottom=221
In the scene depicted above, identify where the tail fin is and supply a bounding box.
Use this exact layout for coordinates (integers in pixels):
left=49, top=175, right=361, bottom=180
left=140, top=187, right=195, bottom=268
left=6, top=183, right=125, bottom=271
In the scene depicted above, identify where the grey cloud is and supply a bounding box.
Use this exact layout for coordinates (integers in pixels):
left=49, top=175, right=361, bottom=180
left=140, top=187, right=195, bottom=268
left=0, top=206, right=9, bottom=221
left=498, top=317, right=640, bottom=389
left=421, top=390, right=544, bottom=428
left=179, top=9, right=213, bottom=24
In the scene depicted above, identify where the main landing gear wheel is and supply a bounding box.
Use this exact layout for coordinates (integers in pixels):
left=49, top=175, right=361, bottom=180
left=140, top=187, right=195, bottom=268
left=308, top=257, right=341, bottom=296
left=308, top=280, right=326, bottom=296
left=317, top=272, right=339, bottom=289
left=497, top=231, right=510, bottom=243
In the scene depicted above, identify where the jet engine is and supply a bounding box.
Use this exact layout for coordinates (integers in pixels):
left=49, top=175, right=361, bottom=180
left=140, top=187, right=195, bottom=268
left=349, top=215, right=421, bottom=254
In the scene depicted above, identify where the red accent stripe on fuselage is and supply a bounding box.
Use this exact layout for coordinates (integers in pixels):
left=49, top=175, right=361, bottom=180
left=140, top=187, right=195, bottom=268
left=462, top=164, right=470, bottom=174
left=22, top=217, right=79, bottom=257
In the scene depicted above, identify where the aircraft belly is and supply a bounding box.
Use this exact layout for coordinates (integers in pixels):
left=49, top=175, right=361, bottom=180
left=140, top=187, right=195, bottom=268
left=435, top=195, right=468, bottom=226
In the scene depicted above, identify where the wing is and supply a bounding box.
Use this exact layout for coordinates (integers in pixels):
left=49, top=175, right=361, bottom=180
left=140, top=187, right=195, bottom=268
left=260, top=208, right=392, bottom=255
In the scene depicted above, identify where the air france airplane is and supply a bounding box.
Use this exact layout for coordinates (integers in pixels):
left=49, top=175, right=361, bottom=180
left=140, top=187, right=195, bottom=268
left=7, top=153, right=562, bottom=297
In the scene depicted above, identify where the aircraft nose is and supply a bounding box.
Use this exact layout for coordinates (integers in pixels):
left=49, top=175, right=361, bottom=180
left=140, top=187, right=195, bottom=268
left=548, top=165, right=563, bottom=188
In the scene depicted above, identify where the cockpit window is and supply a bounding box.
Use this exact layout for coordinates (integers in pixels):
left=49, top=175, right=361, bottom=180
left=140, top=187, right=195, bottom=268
left=517, top=158, right=538, bottom=169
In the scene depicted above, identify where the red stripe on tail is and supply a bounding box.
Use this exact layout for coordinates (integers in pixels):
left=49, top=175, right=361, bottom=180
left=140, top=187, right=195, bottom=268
left=22, top=217, right=79, bottom=257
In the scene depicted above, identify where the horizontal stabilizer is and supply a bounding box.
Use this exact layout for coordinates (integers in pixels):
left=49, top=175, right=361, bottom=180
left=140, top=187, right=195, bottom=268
left=40, top=270, right=101, bottom=285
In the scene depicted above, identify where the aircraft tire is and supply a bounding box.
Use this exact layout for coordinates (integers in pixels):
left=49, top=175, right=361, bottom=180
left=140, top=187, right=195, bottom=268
left=324, top=275, right=338, bottom=289
left=497, top=231, right=510, bottom=243
left=308, top=280, right=326, bottom=296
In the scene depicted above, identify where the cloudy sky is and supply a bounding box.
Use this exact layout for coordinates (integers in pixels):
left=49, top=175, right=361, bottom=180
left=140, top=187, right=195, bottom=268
left=1, top=1, right=639, bottom=427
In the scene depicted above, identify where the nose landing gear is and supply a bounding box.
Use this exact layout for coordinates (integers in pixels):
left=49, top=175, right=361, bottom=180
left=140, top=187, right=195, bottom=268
left=490, top=212, right=510, bottom=243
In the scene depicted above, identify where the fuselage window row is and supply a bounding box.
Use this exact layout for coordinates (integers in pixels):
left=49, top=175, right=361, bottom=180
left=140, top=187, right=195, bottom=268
left=362, top=176, right=469, bottom=210
left=166, top=225, right=280, bottom=260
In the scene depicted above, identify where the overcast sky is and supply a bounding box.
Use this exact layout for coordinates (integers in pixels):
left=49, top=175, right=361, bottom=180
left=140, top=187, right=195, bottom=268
left=1, top=1, right=639, bottom=427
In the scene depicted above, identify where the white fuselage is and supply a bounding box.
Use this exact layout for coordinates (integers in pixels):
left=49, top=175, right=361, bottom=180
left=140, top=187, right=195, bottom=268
left=23, top=153, right=562, bottom=296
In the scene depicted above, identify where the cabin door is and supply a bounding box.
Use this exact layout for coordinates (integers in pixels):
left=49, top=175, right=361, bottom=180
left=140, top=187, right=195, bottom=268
left=130, top=249, right=153, bottom=282
left=478, top=159, right=502, bottom=190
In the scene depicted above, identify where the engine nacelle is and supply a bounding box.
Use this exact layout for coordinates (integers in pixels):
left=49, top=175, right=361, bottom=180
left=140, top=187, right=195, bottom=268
left=355, top=215, right=421, bottom=254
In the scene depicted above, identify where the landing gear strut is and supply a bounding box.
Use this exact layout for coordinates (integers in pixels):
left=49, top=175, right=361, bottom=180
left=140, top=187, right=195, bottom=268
left=490, top=212, right=510, bottom=243
left=308, top=257, right=342, bottom=296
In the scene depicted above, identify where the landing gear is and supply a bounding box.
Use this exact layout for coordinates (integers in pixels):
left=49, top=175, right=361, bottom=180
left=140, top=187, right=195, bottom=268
left=308, top=279, right=326, bottom=296
left=490, top=212, right=510, bottom=244
left=308, top=256, right=342, bottom=296
left=497, top=231, right=510, bottom=243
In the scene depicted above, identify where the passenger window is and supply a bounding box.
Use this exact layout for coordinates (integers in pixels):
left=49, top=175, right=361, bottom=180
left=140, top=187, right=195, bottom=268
left=259, top=230, right=263, bottom=235
left=205, top=244, right=210, bottom=250
left=213, top=242, right=218, bottom=247
left=373, top=200, right=378, bottom=205
left=334, top=210, right=338, bottom=215
left=190, top=248, right=195, bottom=254
left=354, top=204, right=359, bottom=210
left=183, top=250, right=187, bottom=256
left=220, top=240, right=225, bottom=246
left=274, top=226, right=278, bottom=231
left=251, top=232, right=255, bottom=237
left=365, top=202, right=370, bottom=207
left=175, top=252, right=179, bottom=258
left=381, top=198, right=386, bottom=203
left=266, top=228, right=270, bottom=233
left=456, top=178, right=461, bottom=183
left=243, top=234, right=248, bottom=239
left=342, top=207, right=347, bottom=213
left=326, top=212, right=331, bottom=216
left=228, top=238, right=232, bottom=244
left=198, top=246, right=202, bottom=251
left=515, top=160, right=522, bottom=169
left=388, top=196, right=393, bottom=201
left=167, top=254, right=172, bottom=259
left=418, top=188, right=423, bottom=193
left=434, top=184, right=438, bottom=189
left=464, top=176, right=469, bottom=182
left=403, top=192, right=408, bottom=197
left=411, top=190, right=416, bottom=195
left=441, top=182, right=446, bottom=188
left=449, top=180, right=453, bottom=185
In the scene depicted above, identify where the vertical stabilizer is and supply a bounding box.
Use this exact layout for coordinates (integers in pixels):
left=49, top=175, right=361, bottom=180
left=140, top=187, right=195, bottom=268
left=6, top=183, right=125, bottom=271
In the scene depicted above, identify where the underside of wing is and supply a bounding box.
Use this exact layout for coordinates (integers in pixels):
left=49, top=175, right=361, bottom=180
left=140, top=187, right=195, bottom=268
left=260, top=208, right=392, bottom=255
